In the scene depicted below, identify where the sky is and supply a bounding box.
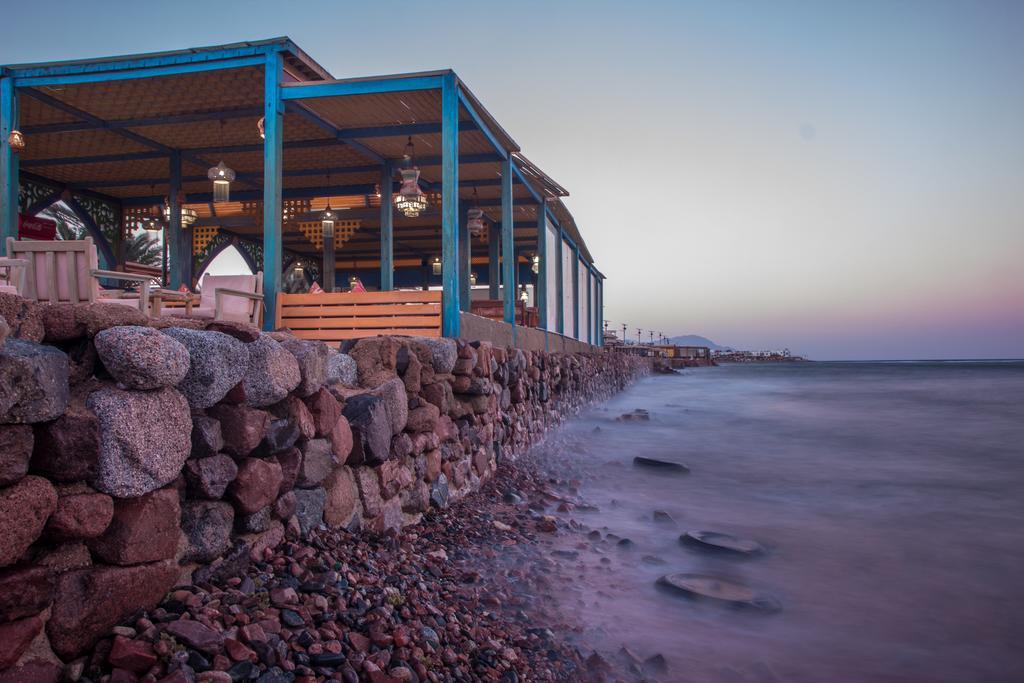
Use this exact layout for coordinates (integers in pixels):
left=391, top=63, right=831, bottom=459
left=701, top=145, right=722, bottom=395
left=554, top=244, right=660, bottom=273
left=4, top=0, right=1023, bottom=359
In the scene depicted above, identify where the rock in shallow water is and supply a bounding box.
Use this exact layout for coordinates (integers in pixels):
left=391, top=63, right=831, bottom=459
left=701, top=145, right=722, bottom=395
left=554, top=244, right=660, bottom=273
left=680, top=530, right=765, bottom=556
left=94, top=325, right=190, bottom=390
left=656, top=572, right=781, bottom=612
left=632, top=456, right=689, bottom=473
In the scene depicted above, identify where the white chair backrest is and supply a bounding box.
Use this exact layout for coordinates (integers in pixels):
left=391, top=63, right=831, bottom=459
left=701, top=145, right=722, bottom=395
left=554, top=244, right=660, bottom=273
left=5, top=237, right=100, bottom=304
left=200, top=272, right=259, bottom=320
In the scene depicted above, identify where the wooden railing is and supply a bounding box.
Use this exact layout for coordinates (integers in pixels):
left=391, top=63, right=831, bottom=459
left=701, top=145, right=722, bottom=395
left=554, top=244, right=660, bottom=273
left=276, top=290, right=443, bottom=346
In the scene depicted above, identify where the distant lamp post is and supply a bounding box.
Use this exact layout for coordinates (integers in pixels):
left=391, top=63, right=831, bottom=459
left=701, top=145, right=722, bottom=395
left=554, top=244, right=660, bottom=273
left=531, top=253, right=540, bottom=275
left=294, top=263, right=304, bottom=276
left=431, top=256, right=442, bottom=276
left=469, top=272, right=477, bottom=286
left=394, top=137, right=428, bottom=218
left=321, top=205, right=336, bottom=238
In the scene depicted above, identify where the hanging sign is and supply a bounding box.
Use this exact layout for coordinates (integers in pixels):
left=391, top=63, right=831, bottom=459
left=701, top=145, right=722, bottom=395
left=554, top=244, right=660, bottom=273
left=18, top=214, right=57, bottom=240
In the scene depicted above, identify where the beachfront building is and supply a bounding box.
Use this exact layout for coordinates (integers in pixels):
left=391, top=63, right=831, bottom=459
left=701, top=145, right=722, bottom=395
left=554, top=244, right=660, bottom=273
left=0, top=38, right=604, bottom=348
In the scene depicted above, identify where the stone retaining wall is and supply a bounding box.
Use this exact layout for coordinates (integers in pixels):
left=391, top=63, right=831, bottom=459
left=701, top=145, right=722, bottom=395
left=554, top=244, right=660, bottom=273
left=0, top=292, right=649, bottom=680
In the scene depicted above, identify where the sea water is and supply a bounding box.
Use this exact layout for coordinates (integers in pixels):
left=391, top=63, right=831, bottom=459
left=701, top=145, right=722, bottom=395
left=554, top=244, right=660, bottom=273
left=536, top=362, right=1024, bottom=682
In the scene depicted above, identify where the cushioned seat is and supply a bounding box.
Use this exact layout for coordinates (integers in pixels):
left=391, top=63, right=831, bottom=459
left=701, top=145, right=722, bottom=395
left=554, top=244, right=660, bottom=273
left=162, top=272, right=261, bottom=324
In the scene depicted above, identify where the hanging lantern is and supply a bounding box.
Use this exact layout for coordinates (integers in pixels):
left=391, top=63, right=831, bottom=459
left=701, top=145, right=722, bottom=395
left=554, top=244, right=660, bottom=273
left=431, top=256, right=442, bottom=276
left=348, top=275, right=359, bottom=288
left=467, top=188, right=485, bottom=237
left=207, top=161, right=235, bottom=203
left=531, top=253, right=540, bottom=275
left=141, top=214, right=163, bottom=235
left=163, top=197, right=198, bottom=227
left=294, top=263, right=304, bottom=276
left=257, top=117, right=265, bottom=140
left=469, top=272, right=477, bottom=286
left=393, top=137, right=428, bottom=218
left=321, top=205, right=336, bottom=238
left=7, top=130, right=25, bottom=154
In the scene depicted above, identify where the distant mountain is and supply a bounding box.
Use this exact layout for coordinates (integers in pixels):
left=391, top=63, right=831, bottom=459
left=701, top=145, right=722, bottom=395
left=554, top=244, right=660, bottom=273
left=667, top=335, right=728, bottom=350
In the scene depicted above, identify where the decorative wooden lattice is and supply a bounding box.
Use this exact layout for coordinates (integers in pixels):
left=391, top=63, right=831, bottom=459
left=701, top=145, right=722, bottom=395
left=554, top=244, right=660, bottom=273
left=122, top=206, right=158, bottom=238
left=193, top=226, right=219, bottom=255
left=296, top=220, right=360, bottom=251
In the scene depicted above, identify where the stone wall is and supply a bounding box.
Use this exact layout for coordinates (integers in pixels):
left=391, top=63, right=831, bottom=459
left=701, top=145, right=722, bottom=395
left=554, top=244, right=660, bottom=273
left=0, top=292, right=649, bottom=680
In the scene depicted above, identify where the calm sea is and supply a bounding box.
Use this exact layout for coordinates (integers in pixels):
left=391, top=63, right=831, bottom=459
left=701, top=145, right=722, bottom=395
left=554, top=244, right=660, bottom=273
left=535, top=361, right=1024, bottom=682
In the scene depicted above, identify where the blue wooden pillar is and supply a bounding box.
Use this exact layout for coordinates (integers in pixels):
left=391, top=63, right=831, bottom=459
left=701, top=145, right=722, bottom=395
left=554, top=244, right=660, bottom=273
left=555, top=229, right=564, bottom=335
left=379, top=161, right=393, bottom=291
left=597, top=278, right=604, bottom=346
left=0, top=78, right=19, bottom=244
left=168, top=152, right=185, bottom=289
left=262, top=51, right=284, bottom=330
left=501, top=156, right=515, bottom=325
left=459, top=199, right=471, bottom=311
left=572, top=246, right=580, bottom=340
left=536, top=202, right=547, bottom=329
left=586, top=265, right=593, bottom=344
left=440, top=74, right=460, bottom=337
left=488, top=217, right=500, bottom=299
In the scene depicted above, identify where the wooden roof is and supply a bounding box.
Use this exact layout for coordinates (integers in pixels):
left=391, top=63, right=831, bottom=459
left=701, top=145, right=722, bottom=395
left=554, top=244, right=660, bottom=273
left=5, top=38, right=595, bottom=267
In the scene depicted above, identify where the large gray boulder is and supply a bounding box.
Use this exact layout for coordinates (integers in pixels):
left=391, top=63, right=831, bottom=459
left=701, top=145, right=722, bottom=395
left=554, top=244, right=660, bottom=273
left=326, top=351, right=357, bottom=387
left=279, top=338, right=328, bottom=397
left=292, top=487, right=326, bottom=535
left=368, top=377, right=408, bottom=436
left=243, top=335, right=301, bottom=407
left=94, top=326, right=190, bottom=390
left=161, top=327, right=250, bottom=409
left=0, top=339, right=69, bottom=424
left=86, top=386, right=192, bottom=497
left=411, top=337, right=457, bottom=374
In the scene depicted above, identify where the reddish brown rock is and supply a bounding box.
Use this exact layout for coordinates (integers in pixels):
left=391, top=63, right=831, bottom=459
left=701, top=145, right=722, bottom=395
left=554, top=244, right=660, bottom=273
left=377, top=459, right=413, bottom=499
left=45, top=491, right=114, bottom=540
left=0, top=424, right=32, bottom=486
left=77, top=303, right=148, bottom=337
left=228, top=458, right=283, bottom=515
left=275, top=447, right=302, bottom=495
left=303, top=387, right=341, bottom=437
left=272, top=491, right=296, bottom=520
left=165, top=619, right=224, bottom=654
left=0, top=659, right=61, bottom=683
left=0, top=565, right=54, bottom=622
left=33, top=541, right=92, bottom=573
left=47, top=560, right=179, bottom=660
left=39, top=303, right=85, bottom=342
left=108, top=635, right=157, bottom=673
left=30, top=398, right=99, bottom=482
left=88, top=488, right=181, bottom=566
left=0, top=475, right=57, bottom=567
left=406, top=403, right=440, bottom=434
left=424, top=449, right=442, bottom=483
left=328, top=415, right=353, bottom=464
left=323, top=467, right=359, bottom=529
left=0, top=615, right=44, bottom=669
left=203, top=320, right=261, bottom=342
left=272, top=395, right=315, bottom=440
left=365, top=496, right=403, bottom=534
left=355, top=467, right=383, bottom=519
left=207, top=404, right=269, bottom=457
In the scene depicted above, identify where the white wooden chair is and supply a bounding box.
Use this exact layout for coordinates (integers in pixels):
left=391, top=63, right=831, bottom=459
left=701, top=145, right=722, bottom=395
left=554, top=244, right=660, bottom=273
left=0, top=256, right=29, bottom=295
left=5, top=237, right=151, bottom=312
left=156, top=271, right=263, bottom=325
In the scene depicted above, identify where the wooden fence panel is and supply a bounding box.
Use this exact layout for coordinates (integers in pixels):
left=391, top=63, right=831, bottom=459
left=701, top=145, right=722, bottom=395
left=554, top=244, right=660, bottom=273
left=277, top=290, right=443, bottom=346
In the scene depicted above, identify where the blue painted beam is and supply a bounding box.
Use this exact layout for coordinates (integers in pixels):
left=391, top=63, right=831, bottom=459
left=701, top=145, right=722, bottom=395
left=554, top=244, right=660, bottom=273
left=536, top=200, right=548, bottom=330
left=262, top=51, right=284, bottom=331
left=488, top=216, right=500, bottom=299
left=168, top=152, right=184, bottom=289
left=13, top=55, right=267, bottom=88
left=456, top=89, right=508, bottom=160
left=379, top=161, right=394, bottom=291
left=283, top=101, right=384, bottom=164
left=5, top=42, right=282, bottom=79
left=21, top=106, right=263, bottom=135
left=501, top=156, right=516, bottom=325
left=0, top=77, right=17, bottom=243
left=459, top=199, right=471, bottom=311
left=440, top=73, right=460, bottom=337
left=281, top=73, right=446, bottom=101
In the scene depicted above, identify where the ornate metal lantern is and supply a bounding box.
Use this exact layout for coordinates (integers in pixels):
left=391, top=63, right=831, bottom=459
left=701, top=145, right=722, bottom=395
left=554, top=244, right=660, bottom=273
left=394, top=137, right=428, bottom=218
left=7, top=130, right=25, bottom=154
left=294, top=263, right=304, bottom=276
left=431, top=256, right=442, bottom=276
left=141, top=214, right=163, bottom=235
left=467, top=188, right=485, bottom=237
left=469, top=272, right=477, bottom=286
left=164, top=196, right=198, bottom=227
left=207, top=161, right=236, bottom=203
left=321, top=206, right=336, bottom=238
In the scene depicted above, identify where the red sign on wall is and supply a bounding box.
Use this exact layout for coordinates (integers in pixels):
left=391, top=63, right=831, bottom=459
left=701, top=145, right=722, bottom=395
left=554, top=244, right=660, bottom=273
left=18, top=214, right=57, bottom=240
